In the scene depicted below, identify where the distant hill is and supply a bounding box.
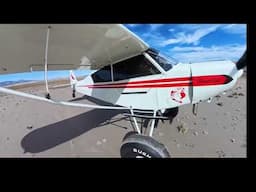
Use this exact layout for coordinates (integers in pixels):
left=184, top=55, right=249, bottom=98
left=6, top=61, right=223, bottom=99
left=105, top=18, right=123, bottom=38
left=0, top=76, right=87, bottom=90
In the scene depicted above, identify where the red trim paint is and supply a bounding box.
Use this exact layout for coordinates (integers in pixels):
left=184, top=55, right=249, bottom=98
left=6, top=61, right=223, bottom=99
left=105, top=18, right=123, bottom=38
left=79, top=75, right=232, bottom=89
left=86, top=77, right=191, bottom=87
left=112, top=77, right=190, bottom=85
left=192, top=75, right=231, bottom=86
left=86, top=82, right=191, bottom=89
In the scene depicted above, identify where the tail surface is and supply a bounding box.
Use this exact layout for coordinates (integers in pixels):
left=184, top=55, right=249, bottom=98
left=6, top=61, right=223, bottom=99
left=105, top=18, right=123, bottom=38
left=70, top=70, right=77, bottom=87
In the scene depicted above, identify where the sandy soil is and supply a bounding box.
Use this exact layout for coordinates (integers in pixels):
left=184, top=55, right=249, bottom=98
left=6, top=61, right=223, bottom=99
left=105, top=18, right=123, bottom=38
left=0, top=76, right=246, bottom=158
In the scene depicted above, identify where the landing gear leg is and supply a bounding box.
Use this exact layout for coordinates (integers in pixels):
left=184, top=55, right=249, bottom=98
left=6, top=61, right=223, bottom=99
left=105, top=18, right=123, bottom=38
left=121, top=109, right=170, bottom=158
left=129, top=107, right=141, bottom=134
left=149, top=110, right=156, bottom=137
left=72, top=88, right=76, bottom=98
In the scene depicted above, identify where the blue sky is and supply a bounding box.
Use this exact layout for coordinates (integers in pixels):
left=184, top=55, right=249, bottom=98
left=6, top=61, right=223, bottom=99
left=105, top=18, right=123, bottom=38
left=0, top=24, right=246, bottom=83
left=125, top=24, right=246, bottom=63
left=0, top=70, right=90, bottom=82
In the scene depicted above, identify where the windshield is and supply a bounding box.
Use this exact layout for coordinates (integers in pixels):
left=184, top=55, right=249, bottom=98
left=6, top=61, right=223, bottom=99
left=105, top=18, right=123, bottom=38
left=147, top=49, right=178, bottom=72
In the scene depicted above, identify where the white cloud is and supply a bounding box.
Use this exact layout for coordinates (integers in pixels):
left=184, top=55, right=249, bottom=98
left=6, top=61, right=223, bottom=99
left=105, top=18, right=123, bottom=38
left=178, top=24, right=246, bottom=35
left=141, top=31, right=166, bottom=48
left=126, top=24, right=141, bottom=28
left=178, top=24, right=220, bottom=31
left=140, top=24, right=222, bottom=48
left=221, top=24, right=246, bottom=34
left=178, top=24, right=205, bottom=31
left=169, top=44, right=246, bottom=63
left=150, top=24, right=164, bottom=31
left=171, top=46, right=205, bottom=52
left=161, top=25, right=221, bottom=46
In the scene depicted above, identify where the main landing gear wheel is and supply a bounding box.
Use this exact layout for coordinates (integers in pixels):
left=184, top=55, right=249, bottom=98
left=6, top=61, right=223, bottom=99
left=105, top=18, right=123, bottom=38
left=120, top=132, right=170, bottom=158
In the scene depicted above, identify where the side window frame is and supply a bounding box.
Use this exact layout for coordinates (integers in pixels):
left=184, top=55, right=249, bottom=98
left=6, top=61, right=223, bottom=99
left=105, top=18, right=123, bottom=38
left=143, top=52, right=167, bottom=75
left=91, top=53, right=164, bottom=83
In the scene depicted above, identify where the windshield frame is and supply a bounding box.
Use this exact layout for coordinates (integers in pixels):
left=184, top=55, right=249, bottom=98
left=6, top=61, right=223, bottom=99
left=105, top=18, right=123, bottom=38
left=146, top=48, right=178, bottom=72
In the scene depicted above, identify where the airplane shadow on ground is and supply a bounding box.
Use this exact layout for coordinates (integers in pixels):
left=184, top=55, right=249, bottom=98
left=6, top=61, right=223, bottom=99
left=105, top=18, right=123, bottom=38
left=21, top=96, right=129, bottom=153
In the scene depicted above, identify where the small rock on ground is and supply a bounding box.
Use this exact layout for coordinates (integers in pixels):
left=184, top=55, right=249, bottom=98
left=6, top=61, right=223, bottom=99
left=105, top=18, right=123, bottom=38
left=26, top=125, right=33, bottom=130
left=96, top=141, right=102, bottom=145
left=216, top=102, right=223, bottom=107
left=202, top=130, right=208, bottom=135
left=193, top=131, right=199, bottom=136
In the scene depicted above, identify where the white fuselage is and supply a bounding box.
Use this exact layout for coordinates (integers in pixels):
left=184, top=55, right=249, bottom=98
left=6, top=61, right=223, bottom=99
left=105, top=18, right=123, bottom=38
left=75, top=53, right=243, bottom=111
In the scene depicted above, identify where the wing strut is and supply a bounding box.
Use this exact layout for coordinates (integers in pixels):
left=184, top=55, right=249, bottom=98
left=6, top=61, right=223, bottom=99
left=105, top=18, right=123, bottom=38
left=0, top=86, right=129, bottom=110
left=44, top=25, right=51, bottom=99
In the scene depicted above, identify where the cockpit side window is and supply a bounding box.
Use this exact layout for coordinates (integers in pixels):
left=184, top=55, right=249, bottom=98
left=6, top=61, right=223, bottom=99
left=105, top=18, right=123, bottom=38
left=91, top=54, right=161, bottom=83
left=92, top=65, right=111, bottom=83
left=113, top=54, right=161, bottom=81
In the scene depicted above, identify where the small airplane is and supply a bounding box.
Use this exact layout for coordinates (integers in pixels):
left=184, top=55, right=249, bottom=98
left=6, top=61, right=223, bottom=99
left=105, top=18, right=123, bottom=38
left=0, top=24, right=246, bottom=158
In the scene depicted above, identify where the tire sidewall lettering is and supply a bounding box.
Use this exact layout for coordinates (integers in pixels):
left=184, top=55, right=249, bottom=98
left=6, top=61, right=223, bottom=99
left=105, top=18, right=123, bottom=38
left=132, top=147, right=152, bottom=158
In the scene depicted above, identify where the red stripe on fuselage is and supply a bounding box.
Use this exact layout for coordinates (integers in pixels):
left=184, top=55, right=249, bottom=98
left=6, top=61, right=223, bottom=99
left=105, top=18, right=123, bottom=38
left=80, top=75, right=232, bottom=89
left=88, top=77, right=191, bottom=87
left=86, top=82, right=191, bottom=88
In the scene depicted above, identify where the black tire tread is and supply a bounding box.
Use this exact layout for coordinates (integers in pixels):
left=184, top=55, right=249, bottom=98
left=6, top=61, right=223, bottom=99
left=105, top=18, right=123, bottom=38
left=121, top=133, right=170, bottom=158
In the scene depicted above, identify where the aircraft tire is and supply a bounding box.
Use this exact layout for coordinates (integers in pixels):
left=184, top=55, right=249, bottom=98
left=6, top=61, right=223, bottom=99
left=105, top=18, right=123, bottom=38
left=120, top=133, right=170, bottom=158
left=122, top=131, right=138, bottom=142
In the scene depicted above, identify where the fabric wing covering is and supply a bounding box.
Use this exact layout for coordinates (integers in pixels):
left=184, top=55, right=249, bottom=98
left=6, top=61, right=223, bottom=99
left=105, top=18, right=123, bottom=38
left=0, top=24, right=149, bottom=74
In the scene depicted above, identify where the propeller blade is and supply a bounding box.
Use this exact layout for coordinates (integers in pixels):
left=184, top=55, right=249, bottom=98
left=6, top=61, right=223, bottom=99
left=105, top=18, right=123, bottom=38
left=236, top=51, right=246, bottom=70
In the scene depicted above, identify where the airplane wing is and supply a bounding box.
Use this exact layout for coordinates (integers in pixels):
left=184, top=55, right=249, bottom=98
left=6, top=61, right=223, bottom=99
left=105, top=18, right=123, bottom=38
left=0, top=24, right=149, bottom=74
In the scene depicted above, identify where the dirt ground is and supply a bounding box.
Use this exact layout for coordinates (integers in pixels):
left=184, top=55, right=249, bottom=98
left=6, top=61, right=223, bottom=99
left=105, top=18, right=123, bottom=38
left=0, top=76, right=246, bottom=158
